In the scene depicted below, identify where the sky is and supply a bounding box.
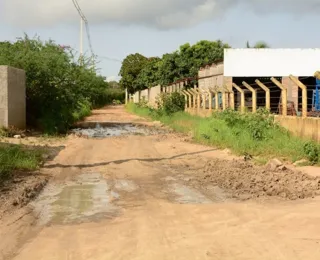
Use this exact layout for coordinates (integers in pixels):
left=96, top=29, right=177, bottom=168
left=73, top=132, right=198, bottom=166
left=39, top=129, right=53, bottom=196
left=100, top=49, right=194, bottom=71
left=1, top=0, right=320, bottom=82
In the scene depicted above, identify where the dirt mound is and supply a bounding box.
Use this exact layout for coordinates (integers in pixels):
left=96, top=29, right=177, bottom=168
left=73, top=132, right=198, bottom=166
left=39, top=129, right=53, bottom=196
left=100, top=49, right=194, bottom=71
left=200, top=159, right=320, bottom=200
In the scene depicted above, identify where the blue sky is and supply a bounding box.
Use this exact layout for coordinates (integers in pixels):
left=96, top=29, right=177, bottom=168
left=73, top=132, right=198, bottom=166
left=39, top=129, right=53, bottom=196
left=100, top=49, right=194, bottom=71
left=1, top=0, right=319, bottom=81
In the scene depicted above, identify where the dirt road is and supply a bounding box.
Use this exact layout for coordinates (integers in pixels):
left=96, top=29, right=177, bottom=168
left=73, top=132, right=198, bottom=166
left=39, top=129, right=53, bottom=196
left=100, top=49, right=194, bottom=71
left=3, top=106, right=320, bottom=259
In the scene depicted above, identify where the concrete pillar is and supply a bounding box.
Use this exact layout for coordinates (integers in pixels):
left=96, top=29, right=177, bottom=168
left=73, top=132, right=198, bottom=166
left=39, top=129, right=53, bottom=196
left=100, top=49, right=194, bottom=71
left=224, top=76, right=233, bottom=92
left=243, top=81, right=257, bottom=113
left=271, top=77, right=287, bottom=116
left=208, top=92, right=212, bottom=111
left=282, top=76, right=298, bottom=113
left=255, top=80, right=271, bottom=111
left=0, top=66, right=26, bottom=129
left=125, top=88, right=128, bottom=104
left=229, top=92, right=235, bottom=110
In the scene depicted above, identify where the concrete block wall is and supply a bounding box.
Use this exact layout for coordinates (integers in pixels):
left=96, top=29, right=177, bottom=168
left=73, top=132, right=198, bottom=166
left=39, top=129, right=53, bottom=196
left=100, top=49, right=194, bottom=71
left=132, top=85, right=162, bottom=107
left=198, top=63, right=224, bottom=91
left=274, top=116, right=320, bottom=143
left=0, top=66, right=26, bottom=129
left=133, top=91, right=140, bottom=103
left=140, top=89, right=149, bottom=101
left=148, top=85, right=161, bottom=108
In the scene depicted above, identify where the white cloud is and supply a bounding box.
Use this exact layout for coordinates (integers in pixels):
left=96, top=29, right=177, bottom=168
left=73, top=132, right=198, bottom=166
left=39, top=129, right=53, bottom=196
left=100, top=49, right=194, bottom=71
left=2, top=0, right=320, bottom=29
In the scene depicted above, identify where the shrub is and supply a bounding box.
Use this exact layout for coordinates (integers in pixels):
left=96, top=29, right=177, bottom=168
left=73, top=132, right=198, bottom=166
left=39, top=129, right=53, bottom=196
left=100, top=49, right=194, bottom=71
left=213, top=108, right=277, bottom=141
left=156, top=92, right=185, bottom=115
left=0, top=35, right=123, bottom=133
left=304, top=141, right=319, bottom=164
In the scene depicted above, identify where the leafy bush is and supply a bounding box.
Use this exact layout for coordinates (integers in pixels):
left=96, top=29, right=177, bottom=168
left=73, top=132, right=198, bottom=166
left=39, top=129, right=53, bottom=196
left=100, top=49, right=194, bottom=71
left=0, top=35, right=122, bottom=133
left=156, top=92, right=185, bottom=115
left=303, top=142, right=319, bottom=164
left=213, top=108, right=277, bottom=141
left=136, top=99, right=149, bottom=108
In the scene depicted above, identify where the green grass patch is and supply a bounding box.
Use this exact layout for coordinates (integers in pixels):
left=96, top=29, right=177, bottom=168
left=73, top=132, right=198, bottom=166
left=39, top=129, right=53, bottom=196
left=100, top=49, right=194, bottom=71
left=0, top=144, right=45, bottom=182
left=126, top=103, right=320, bottom=165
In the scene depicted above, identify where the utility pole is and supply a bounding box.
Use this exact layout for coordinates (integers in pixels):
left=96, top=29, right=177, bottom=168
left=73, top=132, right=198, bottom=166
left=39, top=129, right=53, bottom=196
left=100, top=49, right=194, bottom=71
left=79, top=17, right=84, bottom=65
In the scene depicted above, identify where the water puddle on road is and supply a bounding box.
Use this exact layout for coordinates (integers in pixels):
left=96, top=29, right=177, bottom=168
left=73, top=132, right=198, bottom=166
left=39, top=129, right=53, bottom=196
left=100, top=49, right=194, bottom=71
left=31, top=173, right=123, bottom=225
left=165, top=176, right=230, bottom=203
left=168, top=183, right=212, bottom=204
left=71, top=123, right=164, bottom=138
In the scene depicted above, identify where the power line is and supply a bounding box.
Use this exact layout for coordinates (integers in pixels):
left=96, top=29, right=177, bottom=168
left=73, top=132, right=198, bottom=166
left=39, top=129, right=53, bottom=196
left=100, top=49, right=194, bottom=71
left=71, top=1, right=123, bottom=67
left=71, top=0, right=94, bottom=58
left=71, top=0, right=87, bottom=22
left=98, top=55, right=122, bottom=63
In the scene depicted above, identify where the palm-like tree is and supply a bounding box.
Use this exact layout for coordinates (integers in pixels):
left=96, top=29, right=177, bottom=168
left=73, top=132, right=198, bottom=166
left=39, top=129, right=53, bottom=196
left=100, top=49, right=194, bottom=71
left=246, top=41, right=270, bottom=48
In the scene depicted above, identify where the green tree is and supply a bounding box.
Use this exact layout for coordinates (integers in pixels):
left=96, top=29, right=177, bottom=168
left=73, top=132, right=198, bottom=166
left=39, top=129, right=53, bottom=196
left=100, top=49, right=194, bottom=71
left=135, top=57, right=161, bottom=90
left=176, top=40, right=230, bottom=79
left=246, top=41, right=270, bottom=48
left=119, top=40, right=230, bottom=93
left=157, top=52, right=180, bottom=85
left=119, top=53, right=148, bottom=94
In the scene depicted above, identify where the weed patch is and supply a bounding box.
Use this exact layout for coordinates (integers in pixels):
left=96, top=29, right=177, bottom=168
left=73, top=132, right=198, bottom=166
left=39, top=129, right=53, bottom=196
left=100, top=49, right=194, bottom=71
left=127, top=104, right=320, bottom=164
left=0, top=144, right=45, bottom=183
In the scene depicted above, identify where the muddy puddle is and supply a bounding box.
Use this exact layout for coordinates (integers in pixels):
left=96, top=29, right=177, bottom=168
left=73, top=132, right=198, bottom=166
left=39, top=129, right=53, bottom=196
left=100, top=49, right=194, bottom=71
left=31, top=171, right=230, bottom=226
left=164, top=175, right=231, bottom=204
left=71, top=123, right=165, bottom=138
left=169, top=183, right=212, bottom=204
left=31, top=174, right=139, bottom=225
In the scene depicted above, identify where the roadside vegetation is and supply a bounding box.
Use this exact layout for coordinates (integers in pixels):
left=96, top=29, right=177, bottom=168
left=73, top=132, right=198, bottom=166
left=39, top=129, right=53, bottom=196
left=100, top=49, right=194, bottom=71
left=0, top=35, right=124, bottom=181
left=0, top=35, right=124, bottom=134
left=0, top=144, right=44, bottom=182
left=127, top=100, right=320, bottom=165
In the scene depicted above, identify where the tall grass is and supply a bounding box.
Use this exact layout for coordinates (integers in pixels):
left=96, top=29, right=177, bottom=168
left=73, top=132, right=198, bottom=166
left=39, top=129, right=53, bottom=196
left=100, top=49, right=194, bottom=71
left=0, top=144, right=44, bottom=182
left=127, top=103, right=320, bottom=164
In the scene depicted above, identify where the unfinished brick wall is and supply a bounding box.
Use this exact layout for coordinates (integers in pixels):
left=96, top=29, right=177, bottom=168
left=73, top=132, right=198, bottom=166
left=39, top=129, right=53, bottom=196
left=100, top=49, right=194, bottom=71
left=0, top=66, right=26, bottom=129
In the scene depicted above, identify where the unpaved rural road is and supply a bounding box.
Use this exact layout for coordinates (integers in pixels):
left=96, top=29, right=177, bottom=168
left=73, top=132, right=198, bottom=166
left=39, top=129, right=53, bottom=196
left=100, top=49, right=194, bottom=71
left=2, top=106, right=320, bottom=260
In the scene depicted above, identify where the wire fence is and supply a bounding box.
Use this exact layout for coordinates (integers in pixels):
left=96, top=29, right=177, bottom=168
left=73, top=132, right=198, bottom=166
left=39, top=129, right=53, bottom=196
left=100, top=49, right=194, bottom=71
left=160, top=74, right=320, bottom=118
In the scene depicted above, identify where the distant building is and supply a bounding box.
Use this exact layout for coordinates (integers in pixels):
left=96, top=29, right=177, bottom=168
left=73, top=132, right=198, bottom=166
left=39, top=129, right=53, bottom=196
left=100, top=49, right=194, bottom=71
left=198, top=48, right=320, bottom=113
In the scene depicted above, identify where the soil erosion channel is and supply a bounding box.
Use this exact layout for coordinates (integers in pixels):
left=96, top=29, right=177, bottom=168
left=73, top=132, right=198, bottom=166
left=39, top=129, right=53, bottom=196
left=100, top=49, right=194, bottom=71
left=3, top=106, right=320, bottom=260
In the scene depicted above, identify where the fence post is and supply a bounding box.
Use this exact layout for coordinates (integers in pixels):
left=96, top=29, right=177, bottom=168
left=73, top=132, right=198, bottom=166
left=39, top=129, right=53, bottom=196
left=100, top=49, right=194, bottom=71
left=209, top=87, right=219, bottom=110
left=192, top=88, right=201, bottom=110
left=189, top=89, right=197, bottom=109
left=186, top=89, right=193, bottom=108
left=199, top=89, right=207, bottom=110
left=288, top=75, right=307, bottom=118
left=255, top=80, right=270, bottom=111
left=221, top=91, right=226, bottom=110
left=206, top=89, right=213, bottom=111
left=232, top=83, right=245, bottom=113
left=229, top=91, right=235, bottom=110
left=181, top=90, right=188, bottom=110
left=242, top=81, right=257, bottom=113
left=271, top=77, right=287, bottom=116
left=186, top=90, right=192, bottom=109
left=180, top=82, right=184, bottom=91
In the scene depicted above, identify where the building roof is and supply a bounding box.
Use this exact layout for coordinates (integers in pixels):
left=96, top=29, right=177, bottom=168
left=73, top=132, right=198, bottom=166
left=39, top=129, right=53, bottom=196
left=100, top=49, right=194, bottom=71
left=224, top=48, right=320, bottom=77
